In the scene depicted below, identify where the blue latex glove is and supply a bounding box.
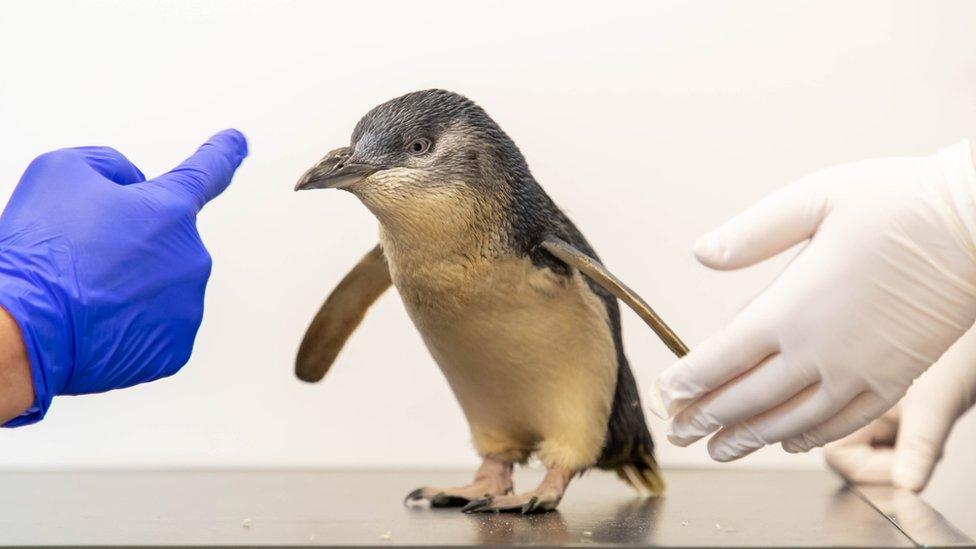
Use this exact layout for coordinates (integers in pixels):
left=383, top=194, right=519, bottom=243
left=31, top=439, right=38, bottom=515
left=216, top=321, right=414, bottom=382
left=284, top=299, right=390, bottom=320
left=0, top=130, right=248, bottom=426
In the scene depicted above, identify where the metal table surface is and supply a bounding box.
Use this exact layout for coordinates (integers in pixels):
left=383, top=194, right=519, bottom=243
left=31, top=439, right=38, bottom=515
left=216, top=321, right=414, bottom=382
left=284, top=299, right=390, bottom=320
left=0, top=468, right=968, bottom=547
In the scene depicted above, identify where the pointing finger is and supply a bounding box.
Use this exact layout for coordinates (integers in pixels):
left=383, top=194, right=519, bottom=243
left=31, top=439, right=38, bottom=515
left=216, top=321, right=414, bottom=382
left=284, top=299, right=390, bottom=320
left=151, top=129, right=248, bottom=210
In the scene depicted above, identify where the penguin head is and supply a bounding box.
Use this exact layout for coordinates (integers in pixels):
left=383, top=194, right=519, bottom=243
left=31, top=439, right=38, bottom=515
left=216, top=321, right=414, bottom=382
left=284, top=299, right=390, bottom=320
left=296, top=90, right=530, bottom=229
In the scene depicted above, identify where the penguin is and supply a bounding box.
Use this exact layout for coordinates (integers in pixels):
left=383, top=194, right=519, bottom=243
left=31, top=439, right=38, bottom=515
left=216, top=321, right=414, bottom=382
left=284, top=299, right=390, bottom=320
left=294, top=90, right=688, bottom=514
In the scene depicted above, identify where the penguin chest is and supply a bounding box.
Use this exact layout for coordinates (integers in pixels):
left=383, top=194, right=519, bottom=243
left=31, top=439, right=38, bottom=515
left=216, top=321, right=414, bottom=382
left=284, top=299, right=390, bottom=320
left=391, top=254, right=619, bottom=454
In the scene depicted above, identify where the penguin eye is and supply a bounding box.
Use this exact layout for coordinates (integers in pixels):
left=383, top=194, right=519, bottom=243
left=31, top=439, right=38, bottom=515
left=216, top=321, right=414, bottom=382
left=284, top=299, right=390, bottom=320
left=406, top=137, right=432, bottom=156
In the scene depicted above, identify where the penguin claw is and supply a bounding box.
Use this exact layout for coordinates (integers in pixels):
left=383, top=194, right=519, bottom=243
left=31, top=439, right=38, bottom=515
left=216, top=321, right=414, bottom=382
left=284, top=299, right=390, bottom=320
left=461, top=496, right=495, bottom=513
left=521, top=496, right=541, bottom=514
left=404, top=488, right=424, bottom=506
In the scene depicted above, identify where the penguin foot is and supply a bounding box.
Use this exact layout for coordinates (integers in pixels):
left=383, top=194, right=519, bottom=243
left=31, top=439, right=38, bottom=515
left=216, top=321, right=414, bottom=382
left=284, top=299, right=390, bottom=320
left=404, top=456, right=514, bottom=509
left=404, top=485, right=511, bottom=508
left=462, top=466, right=573, bottom=514
left=461, top=491, right=561, bottom=514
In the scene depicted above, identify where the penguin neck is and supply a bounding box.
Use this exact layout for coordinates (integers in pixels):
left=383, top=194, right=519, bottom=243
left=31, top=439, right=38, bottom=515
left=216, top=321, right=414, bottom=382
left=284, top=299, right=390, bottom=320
left=375, top=204, right=506, bottom=270
left=367, top=192, right=512, bottom=287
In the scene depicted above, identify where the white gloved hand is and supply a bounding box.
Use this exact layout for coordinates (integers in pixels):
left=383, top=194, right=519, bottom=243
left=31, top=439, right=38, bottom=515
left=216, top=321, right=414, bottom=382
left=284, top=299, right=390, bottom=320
left=650, top=141, right=976, bottom=462
left=824, top=325, right=976, bottom=492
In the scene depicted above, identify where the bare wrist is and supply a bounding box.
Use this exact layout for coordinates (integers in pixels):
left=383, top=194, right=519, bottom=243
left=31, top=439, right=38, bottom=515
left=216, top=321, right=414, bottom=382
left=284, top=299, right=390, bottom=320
left=0, top=307, right=35, bottom=424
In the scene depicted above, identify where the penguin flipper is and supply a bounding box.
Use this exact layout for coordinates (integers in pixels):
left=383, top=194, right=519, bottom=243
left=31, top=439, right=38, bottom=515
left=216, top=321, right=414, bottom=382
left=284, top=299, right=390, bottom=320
left=296, top=244, right=392, bottom=382
left=539, top=236, right=689, bottom=358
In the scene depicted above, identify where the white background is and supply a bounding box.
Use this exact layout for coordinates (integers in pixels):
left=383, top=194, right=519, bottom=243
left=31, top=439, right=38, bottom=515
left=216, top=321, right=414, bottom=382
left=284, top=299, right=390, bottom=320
left=0, top=0, right=973, bottom=532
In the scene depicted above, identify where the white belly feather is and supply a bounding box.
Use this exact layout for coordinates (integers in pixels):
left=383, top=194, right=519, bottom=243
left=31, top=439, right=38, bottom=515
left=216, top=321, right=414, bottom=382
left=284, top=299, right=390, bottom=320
left=387, top=247, right=619, bottom=470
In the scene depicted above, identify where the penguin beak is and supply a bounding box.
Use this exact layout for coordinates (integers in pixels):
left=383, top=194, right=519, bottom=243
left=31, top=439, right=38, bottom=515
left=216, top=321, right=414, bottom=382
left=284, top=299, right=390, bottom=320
left=295, top=146, right=381, bottom=191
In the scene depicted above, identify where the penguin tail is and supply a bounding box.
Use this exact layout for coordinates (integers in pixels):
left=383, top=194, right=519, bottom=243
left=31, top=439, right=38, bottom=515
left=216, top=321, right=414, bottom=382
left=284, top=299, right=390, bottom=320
left=612, top=444, right=665, bottom=496
left=597, top=360, right=665, bottom=496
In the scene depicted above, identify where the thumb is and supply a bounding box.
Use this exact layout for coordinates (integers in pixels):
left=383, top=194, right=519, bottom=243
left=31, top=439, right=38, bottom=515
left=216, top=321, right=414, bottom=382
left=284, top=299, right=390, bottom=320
left=151, top=129, right=248, bottom=210
left=694, top=176, right=829, bottom=270
left=891, top=326, right=976, bottom=491
left=891, top=404, right=955, bottom=492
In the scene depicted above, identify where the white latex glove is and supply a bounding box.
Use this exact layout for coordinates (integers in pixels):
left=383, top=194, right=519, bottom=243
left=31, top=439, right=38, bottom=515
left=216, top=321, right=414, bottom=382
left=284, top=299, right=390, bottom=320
left=650, top=141, right=976, bottom=461
left=824, top=324, right=976, bottom=492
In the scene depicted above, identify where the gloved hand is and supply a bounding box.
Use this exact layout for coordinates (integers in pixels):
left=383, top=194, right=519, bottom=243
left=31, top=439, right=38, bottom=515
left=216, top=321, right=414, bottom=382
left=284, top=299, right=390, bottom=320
left=650, top=140, right=976, bottom=461
left=0, top=130, right=248, bottom=426
left=824, top=325, right=976, bottom=492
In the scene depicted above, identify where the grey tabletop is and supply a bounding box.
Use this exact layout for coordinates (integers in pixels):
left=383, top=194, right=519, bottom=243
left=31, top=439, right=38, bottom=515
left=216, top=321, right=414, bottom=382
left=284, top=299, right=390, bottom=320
left=0, top=468, right=968, bottom=547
